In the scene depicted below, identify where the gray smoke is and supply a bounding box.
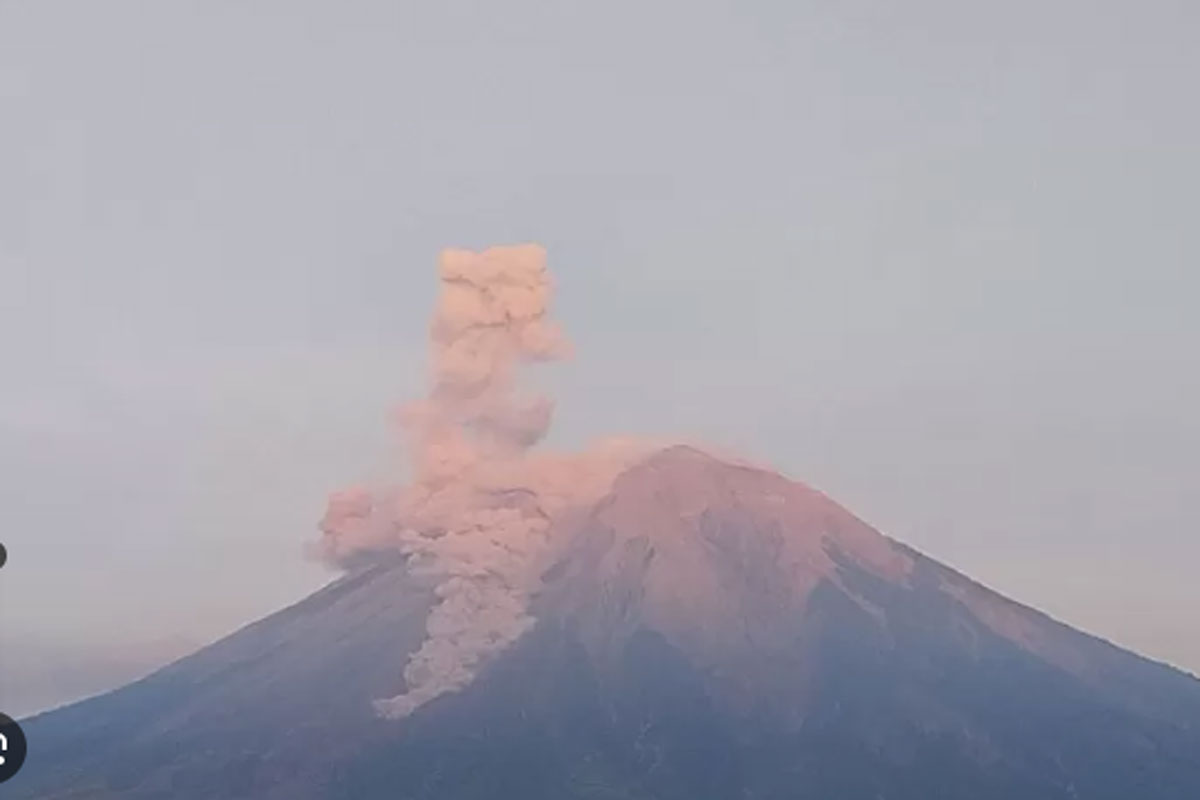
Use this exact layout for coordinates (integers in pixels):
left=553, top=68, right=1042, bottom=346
left=319, top=244, right=649, bottom=717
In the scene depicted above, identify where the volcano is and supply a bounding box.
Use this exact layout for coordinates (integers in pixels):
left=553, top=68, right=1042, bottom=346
left=13, top=446, right=1200, bottom=799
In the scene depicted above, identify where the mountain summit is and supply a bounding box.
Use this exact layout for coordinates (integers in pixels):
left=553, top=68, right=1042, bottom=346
left=14, top=447, right=1200, bottom=799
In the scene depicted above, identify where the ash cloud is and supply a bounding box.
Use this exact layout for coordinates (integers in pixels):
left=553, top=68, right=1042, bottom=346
left=319, top=244, right=648, bottom=718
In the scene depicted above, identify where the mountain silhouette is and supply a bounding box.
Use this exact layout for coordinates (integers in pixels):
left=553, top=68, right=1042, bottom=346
left=13, top=446, right=1200, bottom=799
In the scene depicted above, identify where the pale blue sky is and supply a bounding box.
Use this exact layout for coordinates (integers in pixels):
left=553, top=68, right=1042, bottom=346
left=2, top=0, right=1197, bottom=716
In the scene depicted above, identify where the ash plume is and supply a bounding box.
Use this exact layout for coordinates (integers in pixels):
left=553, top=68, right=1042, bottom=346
left=319, top=244, right=648, bottom=718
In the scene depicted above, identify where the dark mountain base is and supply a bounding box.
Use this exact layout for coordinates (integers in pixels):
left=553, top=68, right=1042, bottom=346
left=15, top=570, right=1200, bottom=799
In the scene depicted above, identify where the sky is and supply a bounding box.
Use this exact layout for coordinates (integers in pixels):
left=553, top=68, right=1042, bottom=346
left=1, top=0, right=1197, bottom=717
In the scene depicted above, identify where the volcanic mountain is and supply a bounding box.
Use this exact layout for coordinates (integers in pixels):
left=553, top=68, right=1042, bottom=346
left=13, top=446, right=1200, bottom=799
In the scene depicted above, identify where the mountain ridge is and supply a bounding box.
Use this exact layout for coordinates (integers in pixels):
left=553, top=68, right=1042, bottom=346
left=12, top=446, right=1200, bottom=799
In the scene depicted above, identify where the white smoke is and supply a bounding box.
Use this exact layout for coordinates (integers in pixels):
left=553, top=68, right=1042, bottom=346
left=318, top=244, right=648, bottom=718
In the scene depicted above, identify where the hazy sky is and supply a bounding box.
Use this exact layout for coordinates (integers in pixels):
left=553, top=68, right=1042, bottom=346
left=2, top=0, right=1197, bottom=716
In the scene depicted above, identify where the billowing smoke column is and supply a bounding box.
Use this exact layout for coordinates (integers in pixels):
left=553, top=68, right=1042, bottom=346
left=404, top=244, right=570, bottom=481
left=319, top=244, right=645, bottom=718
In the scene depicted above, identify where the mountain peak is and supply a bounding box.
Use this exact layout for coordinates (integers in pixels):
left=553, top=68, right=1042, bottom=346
left=535, top=447, right=916, bottom=713
left=589, top=443, right=913, bottom=589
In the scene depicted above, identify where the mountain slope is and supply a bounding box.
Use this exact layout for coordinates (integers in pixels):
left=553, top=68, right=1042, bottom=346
left=13, top=447, right=1200, bottom=799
